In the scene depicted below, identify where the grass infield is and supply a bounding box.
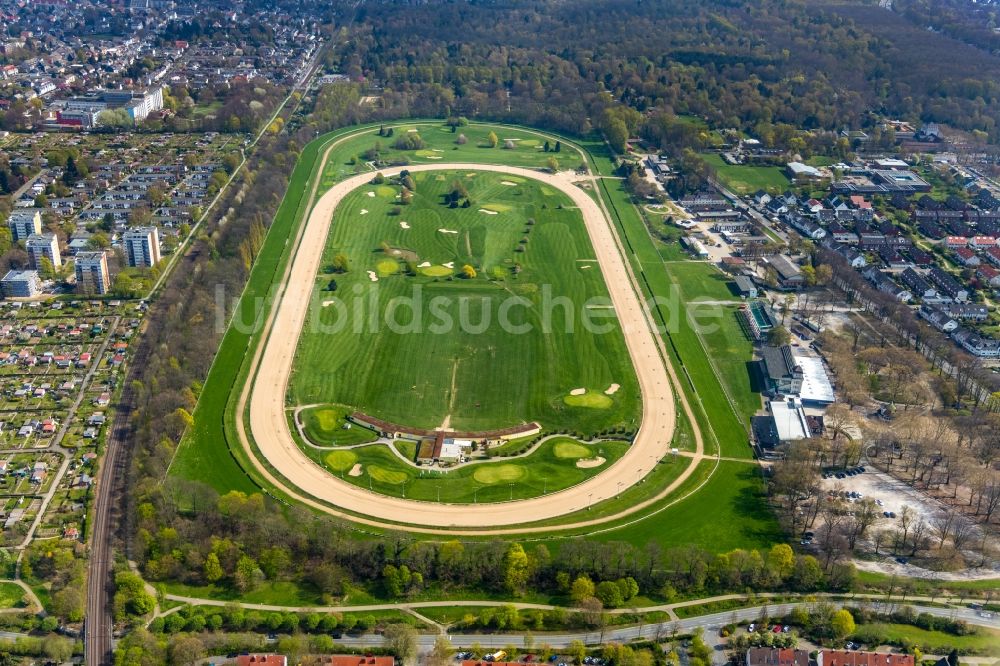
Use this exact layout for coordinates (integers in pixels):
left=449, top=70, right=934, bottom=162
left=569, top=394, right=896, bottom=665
left=290, top=169, right=642, bottom=435
left=169, top=120, right=769, bottom=550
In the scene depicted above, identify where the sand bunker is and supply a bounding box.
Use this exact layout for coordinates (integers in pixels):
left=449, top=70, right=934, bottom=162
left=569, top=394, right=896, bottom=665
left=367, top=271, right=378, bottom=282
left=438, top=228, right=459, bottom=234
left=399, top=221, right=410, bottom=229
left=580, top=265, right=592, bottom=270
left=432, top=149, right=444, bottom=152
left=407, top=128, right=418, bottom=133
left=321, top=300, right=336, bottom=307
left=348, top=464, right=363, bottom=477
left=426, top=155, right=443, bottom=159
left=367, top=191, right=375, bottom=197
left=466, top=172, right=477, bottom=177
left=443, top=261, right=455, bottom=269
left=501, top=181, right=518, bottom=186
left=605, top=383, right=621, bottom=395
left=360, top=209, right=368, bottom=215
left=570, top=388, right=586, bottom=396
left=417, top=261, right=431, bottom=268
left=576, top=457, right=606, bottom=469
left=479, top=209, right=499, bottom=215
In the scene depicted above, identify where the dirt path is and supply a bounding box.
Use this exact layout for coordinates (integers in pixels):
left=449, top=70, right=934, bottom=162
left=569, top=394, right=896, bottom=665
left=235, top=151, right=693, bottom=532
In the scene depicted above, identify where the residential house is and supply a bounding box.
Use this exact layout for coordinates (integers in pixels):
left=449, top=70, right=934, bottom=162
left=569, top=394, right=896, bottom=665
left=986, top=246, right=1000, bottom=267
left=952, top=329, right=1000, bottom=358
left=928, top=267, right=968, bottom=302
left=954, top=247, right=980, bottom=266
left=858, top=232, right=887, bottom=250
left=899, top=268, right=936, bottom=300
left=834, top=243, right=866, bottom=268
left=829, top=222, right=858, bottom=244
left=877, top=246, right=909, bottom=269
left=919, top=305, right=958, bottom=332
left=819, top=650, right=914, bottom=666
left=976, top=265, right=1000, bottom=289
left=746, top=648, right=810, bottom=666
left=236, top=656, right=288, bottom=666
left=941, top=302, right=989, bottom=321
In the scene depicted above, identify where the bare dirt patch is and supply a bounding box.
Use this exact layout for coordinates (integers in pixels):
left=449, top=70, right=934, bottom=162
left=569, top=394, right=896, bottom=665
left=576, top=457, right=606, bottom=469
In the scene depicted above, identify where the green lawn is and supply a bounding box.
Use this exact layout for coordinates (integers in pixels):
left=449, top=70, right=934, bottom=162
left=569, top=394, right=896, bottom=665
left=703, top=153, right=790, bottom=195
left=306, top=436, right=629, bottom=503
left=299, top=404, right=379, bottom=446
left=697, top=307, right=760, bottom=425
left=586, top=460, right=782, bottom=552
left=291, top=170, right=641, bottom=435
left=161, top=580, right=324, bottom=606
left=0, top=582, right=25, bottom=609
left=854, top=622, right=1000, bottom=655
left=662, top=261, right=740, bottom=302
left=320, top=124, right=578, bottom=191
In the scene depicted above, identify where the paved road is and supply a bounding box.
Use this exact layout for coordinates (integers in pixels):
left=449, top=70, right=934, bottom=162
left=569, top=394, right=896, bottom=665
left=326, top=602, right=1000, bottom=650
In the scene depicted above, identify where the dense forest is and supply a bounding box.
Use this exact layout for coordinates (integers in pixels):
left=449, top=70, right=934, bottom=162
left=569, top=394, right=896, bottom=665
left=318, top=0, right=1000, bottom=143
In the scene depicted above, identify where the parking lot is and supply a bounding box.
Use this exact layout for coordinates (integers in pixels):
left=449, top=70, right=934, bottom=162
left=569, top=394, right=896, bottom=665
left=819, top=466, right=947, bottom=527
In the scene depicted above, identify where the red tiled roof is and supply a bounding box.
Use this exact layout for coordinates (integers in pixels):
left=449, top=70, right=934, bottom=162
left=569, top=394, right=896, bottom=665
left=236, top=655, right=287, bottom=666
left=747, top=648, right=810, bottom=666
left=328, top=657, right=394, bottom=666
left=820, top=650, right=914, bottom=666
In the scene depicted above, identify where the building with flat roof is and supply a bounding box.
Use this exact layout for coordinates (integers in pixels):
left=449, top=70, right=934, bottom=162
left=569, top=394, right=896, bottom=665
left=75, top=251, right=110, bottom=295
left=123, top=226, right=161, bottom=267
left=8, top=209, right=42, bottom=242
left=768, top=398, right=810, bottom=442
left=25, top=233, right=61, bottom=270
left=1, top=270, right=41, bottom=298
left=790, top=350, right=835, bottom=405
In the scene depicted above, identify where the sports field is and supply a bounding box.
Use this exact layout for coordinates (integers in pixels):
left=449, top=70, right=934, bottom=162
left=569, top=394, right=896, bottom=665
left=290, top=170, right=641, bottom=434
left=170, top=120, right=767, bottom=546
left=702, top=153, right=790, bottom=195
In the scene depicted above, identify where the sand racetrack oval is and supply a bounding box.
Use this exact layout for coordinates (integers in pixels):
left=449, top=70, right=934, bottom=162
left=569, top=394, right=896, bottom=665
left=238, top=159, right=689, bottom=531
